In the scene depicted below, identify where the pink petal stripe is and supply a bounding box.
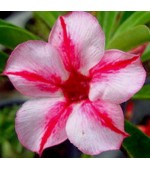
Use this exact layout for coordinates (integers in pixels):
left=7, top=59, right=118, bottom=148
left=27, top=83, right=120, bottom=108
left=49, top=11, right=105, bottom=75
left=15, top=98, right=71, bottom=154
left=89, top=50, right=146, bottom=104
left=39, top=102, right=65, bottom=155
left=5, top=71, right=55, bottom=84
left=90, top=56, right=138, bottom=76
left=39, top=104, right=72, bottom=155
left=59, top=16, right=80, bottom=71
left=89, top=102, right=128, bottom=136
left=66, top=100, right=127, bottom=155
left=3, top=40, right=68, bottom=97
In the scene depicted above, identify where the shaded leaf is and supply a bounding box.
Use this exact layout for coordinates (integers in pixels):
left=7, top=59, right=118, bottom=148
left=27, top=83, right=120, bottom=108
left=34, top=11, right=63, bottom=28
left=119, top=11, right=135, bottom=25
left=0, top=51, right=8, bottom=72
left=26, top=15, right=50, bottom=41
left=96, top=11, right=106, bottom=28
left=102, top=12, right=119, bottom=46
left=0, top=19, right=16, bottom=27
left=0, top=21, right=40, bottom=49
left=113, top=12, right=150, bottom=38
left=122, top=121, right=150, bottom=158
left=142, top=44, right=150, bottom=62
left=107, top=25, right=150, bottom=51
left=132, top=85, right=150, bottom=100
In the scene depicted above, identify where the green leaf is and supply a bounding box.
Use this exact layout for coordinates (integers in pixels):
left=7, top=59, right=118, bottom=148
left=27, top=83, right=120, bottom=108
left=132, top=85, right=150, bottom=100
left=34, top=11, right=63, bottom=28
left=0, top=51, right=8, bottom=72
left=119, top=11, right=135, bottom=25
left=81, top=154, right=92, bottom=158
left=0, top=21, right=40, bottom=49
left=142, top=45, right=150, bottom=62
left=96, top=11, right=106, bottom=28
left=107, top=25, right=150, bottom=51
left=102, top=12, right=119, bottom=46
left=113, top=12, right=150, bottom=38
left=122, top=121, right=150, bottom=158
left=0, top=19, right=16, bottom=27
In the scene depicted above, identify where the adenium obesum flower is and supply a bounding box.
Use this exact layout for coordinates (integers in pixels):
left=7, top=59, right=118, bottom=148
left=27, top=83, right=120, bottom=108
left=3, top=12, right=146, bottom=155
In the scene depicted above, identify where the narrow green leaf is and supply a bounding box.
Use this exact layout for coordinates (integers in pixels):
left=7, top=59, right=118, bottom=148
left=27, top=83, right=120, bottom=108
left=0, top=25, right=40, bottom=49
left=107, top=25, right=150, bottom=51
left=142, top=45, right=150, bottom=62
left=132, top=85, right=150, bottom=100
left=122, top=121, right=150, bottom=158
left=0, top=19, right=16, bottom=27
left=0, top=51, right=8, bottom=72
left=102, top=12, right=119, bottom=46
left=119, top=11, right=135, bottom=25
left=113, top=12, right=150, bottom=38
left=34, top=11, right=62, bottom=28
left=96, top=11, right=106, bottom=28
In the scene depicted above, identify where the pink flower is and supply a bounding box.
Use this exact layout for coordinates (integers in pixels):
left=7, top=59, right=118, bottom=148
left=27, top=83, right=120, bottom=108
left=3, top=12, right=146, bottom=155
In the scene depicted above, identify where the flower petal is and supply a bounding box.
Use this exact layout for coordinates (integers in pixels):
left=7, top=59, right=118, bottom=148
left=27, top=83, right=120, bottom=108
left=49, top=11, right=105, bottom=75
left=66, top=100, right=127, bottom=155
left=89, top=50, right=146, bottom=104
left=15, top=97, right=72, bottom=155
left=130, top=43, right=148, bottom=56
left=3, top=40, right=68, bottom=97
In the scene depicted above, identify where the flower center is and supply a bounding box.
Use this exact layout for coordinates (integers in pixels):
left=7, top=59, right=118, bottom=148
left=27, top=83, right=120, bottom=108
left=61, top=71, right=90, bottom=103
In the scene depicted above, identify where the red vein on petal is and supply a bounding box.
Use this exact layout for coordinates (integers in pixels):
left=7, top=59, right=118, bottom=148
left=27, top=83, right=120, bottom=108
left=39, top=103, right=72, bottom=155
left=59, top=16, right=80, bottom=71
left=89, top=102, right=128, bottom=137
left=39, top=115, right=60, bottom=156
left=98, top=112, right=128, bottom=136
left=60, top=16, right=68, bottom=46
left=91, top=56, right=139, bottom=75
left=4, top=71, right=61, bottom=86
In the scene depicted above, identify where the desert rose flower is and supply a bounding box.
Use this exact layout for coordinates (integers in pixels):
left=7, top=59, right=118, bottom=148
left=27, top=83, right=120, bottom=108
left=3, top=12, right=146, bottom=155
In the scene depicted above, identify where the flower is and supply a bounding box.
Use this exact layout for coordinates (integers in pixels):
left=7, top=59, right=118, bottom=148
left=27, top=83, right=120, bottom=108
left=3, top=11, right=146, bottom=155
